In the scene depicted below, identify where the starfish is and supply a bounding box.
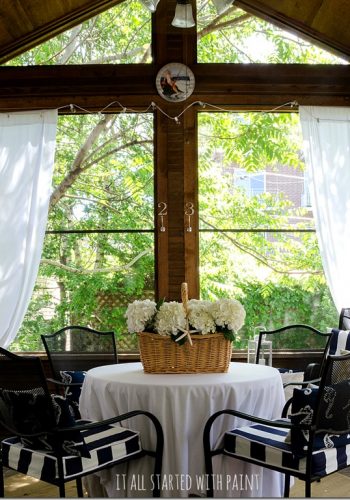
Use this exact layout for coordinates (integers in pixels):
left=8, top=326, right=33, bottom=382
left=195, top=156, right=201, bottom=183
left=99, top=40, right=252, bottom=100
left=175, top=281, right=199, bottom=345
left=175, top=321, right=199, bottom=346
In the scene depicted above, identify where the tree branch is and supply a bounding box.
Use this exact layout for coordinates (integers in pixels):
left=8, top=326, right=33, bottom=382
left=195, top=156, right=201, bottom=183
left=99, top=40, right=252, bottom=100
left=41, top=249, right=150, bottom=274
left=200, top=217, right=321, bottom=275
left=81, top=138, right=152, bottom=171
left=198, top=13, right=251, bottom=39
left=50, top=115, right=114, bottom=209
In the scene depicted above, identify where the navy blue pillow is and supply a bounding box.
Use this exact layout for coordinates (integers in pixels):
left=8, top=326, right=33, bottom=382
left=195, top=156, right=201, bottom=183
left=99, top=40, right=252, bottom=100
left=290, top=387, right=318, bottom=456
left=50, top=394, right=90, bottom=457
left=0, top=388, right=90, bottom=458
left=60, top=370, right=86, bottom=419
left=290, top=383, right=350, bottom=457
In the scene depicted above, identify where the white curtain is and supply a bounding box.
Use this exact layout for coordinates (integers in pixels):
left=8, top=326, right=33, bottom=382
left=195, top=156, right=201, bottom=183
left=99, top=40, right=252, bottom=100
left=0, top=110, right=57, bottom=347
left=299, top=106, right=350, bottom=311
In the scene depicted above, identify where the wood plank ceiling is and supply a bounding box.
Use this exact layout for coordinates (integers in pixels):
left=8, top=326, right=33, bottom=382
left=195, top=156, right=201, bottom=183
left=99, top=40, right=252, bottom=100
left=0, top=0, right=349, bottom=63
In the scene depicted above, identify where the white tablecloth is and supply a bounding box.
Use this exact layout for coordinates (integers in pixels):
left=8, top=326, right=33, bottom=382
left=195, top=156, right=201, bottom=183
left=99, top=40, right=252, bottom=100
left=80, top=362, right=285, bottom=498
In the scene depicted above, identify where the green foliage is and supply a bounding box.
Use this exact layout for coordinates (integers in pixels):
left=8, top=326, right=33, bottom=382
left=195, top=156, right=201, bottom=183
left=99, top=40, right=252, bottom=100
left=10, top=112, right=155, bottom=351
left=197, top=3, right=345, bottom=64
left=235, top=281, right=338, bottom=349
left=198, top=110, right=338, bottom=349
left=6, top=0, right=151, bottom=65
left=7, top=2, right=340, bottom=352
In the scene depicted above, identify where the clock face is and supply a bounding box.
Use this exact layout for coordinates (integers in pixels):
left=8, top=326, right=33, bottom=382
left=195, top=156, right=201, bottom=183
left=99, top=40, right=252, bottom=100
left=156, top=63, right=195, bottom=102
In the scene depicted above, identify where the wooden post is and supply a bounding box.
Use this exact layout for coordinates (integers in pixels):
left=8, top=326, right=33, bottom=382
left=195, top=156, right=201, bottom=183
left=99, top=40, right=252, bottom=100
left=153, top=0, right=199, bottom=300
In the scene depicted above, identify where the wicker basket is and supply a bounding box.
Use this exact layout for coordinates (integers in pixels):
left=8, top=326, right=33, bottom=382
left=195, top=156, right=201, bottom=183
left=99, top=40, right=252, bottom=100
left=137, top=331, right=232, bottom=374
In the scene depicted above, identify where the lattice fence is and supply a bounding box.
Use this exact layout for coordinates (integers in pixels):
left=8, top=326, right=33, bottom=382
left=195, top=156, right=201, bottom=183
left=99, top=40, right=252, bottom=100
left=96, top=290, right=154, bottom=352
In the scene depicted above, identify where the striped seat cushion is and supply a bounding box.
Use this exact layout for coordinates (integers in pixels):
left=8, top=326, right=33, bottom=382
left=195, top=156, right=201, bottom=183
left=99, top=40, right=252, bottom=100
left=1, top=420, right=141, bottom=483
left=224, top=420, right=350, bottom=477
left=329, top=329, right=350, bottom=355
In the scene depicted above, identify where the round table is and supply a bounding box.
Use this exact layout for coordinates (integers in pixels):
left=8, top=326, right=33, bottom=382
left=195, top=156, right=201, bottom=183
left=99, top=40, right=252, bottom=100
left=80, top=362, right=285, bottom=498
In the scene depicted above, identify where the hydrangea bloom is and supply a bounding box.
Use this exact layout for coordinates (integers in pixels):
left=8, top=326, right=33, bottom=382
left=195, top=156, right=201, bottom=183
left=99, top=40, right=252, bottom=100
left=188, top=299, right=216, bottom=334
left=125, top=299, right=157, bottom=333
left=210, top=298, right=246, bottom=333
left=155, top=302, right=186, bottom=336
left=125, top=296, right=245, bottom=341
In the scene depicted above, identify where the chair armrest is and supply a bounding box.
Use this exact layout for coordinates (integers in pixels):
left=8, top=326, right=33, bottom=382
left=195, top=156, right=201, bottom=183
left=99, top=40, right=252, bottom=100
left=55, top=410, right=163, bottom=434
left=207, top=408, right=292, bottom=428
left=203, top=408, right=311, bottom=456
left=53, top=410, right=164, bottom=460
left=46, top=377, right=83, bottom=387
left=283, top=377, right=321, bottom=388
left=203, top=408, right=292, bottom=447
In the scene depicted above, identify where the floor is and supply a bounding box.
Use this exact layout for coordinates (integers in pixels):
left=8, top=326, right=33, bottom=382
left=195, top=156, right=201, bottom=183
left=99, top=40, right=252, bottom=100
left=291, top=469, right=350, bottom=497
left=4, top=468, right=350, bottom=497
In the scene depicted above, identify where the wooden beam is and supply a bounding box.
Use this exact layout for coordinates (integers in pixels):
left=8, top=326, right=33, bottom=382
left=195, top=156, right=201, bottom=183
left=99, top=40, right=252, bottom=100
left=0, top=64, right=350, bottom=112
left=153, top=0, right=198, bottom=300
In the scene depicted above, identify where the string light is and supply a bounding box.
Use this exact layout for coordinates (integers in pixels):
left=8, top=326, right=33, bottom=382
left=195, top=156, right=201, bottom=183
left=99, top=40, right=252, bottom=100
left=56, top=99, right=299, bottom=124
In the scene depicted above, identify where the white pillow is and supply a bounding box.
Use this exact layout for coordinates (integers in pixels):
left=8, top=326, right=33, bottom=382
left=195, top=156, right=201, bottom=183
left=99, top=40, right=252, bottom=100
left=280, top=371, right=304, bottom=403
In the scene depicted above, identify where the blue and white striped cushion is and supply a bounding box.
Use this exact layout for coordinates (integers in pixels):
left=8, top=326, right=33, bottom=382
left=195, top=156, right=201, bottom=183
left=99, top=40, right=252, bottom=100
left=1, top=420, right=141, bottom=483
left=224, top=420, right=350, bottom=477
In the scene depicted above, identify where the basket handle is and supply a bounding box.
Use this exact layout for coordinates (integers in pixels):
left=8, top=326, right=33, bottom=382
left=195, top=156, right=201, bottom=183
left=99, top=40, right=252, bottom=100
left=177, top=282, right=193, bottom=346
left=181, top=282, right=189, bottom=314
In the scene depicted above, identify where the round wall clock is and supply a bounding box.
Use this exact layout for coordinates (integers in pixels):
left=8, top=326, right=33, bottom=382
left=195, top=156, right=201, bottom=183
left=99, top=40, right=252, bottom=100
left=156, top=63, right=195, bottom=102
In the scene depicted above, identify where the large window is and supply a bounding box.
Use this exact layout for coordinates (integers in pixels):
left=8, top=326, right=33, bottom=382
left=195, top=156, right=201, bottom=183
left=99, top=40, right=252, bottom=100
left=198, top=111, right=338, bottom=349
left=4, top=0, right=344, bottom=353
left=10, top=113, right=154, bottom=351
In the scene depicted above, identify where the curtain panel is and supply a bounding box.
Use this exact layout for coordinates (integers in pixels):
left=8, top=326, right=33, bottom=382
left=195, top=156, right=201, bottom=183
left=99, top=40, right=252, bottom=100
left=0, top=110, right=57, bottom=347
left=299, top=106, right=350, bottom=311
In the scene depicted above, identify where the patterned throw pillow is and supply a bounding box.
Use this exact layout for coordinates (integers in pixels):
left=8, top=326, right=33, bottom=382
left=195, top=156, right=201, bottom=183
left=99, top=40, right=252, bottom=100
left=290, top=382, right=350, bottom=457
left=0, top=388, right=90, bottom=457
left=60, top=370, right=86, bottom=419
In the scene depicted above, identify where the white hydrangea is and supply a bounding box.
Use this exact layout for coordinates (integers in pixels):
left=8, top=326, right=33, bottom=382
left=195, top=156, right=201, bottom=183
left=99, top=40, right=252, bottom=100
left=188, top=299, right=216, bottom=334
left=210, top=298, right=246, bottom=332
left=155, top=302, right=186, bottom=336
left=125, top=299, right=157, bottom=333
left=125, top=296, right=245, bottom=340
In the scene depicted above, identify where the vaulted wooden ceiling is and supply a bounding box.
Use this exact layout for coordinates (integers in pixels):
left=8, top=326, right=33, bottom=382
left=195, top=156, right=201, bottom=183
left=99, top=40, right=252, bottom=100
left=0, top=0, right=349, bottom=63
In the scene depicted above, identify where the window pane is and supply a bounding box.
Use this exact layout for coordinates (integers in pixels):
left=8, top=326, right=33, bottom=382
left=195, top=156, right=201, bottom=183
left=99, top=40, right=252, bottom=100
left=11, top=233, right=154, bottom=352
left=197, top=1, right=346, bottom=64
left=10, top=113, right=154, bottom=351
left=198, top=111, right=338, bottom=350
left=5, top=0, right=152, bottom=66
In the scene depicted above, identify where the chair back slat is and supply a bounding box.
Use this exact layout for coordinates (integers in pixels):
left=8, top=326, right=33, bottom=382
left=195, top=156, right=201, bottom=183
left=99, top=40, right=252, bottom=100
left=41, top=325, right=118, bottom=378
left=256, top=324, right=331, bottom=373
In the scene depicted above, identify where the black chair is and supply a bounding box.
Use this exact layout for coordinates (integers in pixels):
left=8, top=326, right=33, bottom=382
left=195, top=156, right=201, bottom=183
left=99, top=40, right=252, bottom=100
left=256, top=324, right=332, bottom=383
left=339, top=308, right=350, bottom=330
left=204, top=351, right=350, bottom=498
left=0, top=347, right=163, bottom=497
left=41, top=325, right=118, bottom=417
